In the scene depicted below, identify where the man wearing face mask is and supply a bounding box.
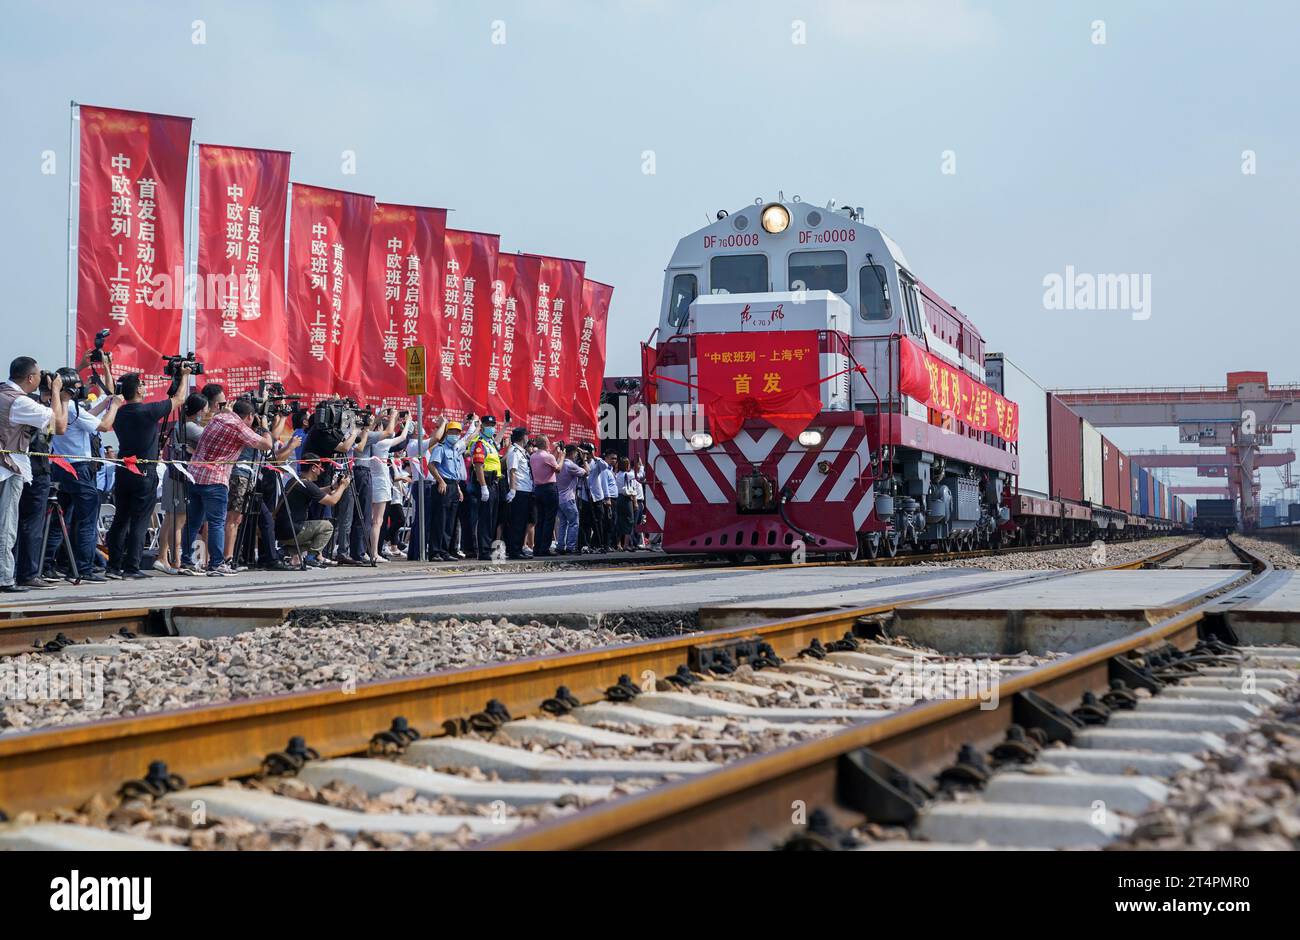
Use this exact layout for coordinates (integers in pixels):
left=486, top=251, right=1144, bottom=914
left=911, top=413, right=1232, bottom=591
left=425, top=418, right=465, bottom=561
left=463, top=414, right=500, bottom=561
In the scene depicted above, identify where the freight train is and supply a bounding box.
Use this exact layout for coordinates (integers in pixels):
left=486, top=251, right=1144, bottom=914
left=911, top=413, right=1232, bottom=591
left=633, top=196, right=1188, bottom=559
left=1193, top=499, right=1237, bottom=537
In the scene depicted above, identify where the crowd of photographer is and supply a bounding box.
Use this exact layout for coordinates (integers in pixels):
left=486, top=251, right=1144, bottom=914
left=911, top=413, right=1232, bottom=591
left=0, top=343, right=651, bottom=591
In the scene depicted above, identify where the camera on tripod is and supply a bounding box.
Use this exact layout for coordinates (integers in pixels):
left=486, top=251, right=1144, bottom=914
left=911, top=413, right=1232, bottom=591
left=314, top=397, right=358, bottom=435
left=241, top=380, right=305, bottom=424
left=162, top=352, right=204, bottom=378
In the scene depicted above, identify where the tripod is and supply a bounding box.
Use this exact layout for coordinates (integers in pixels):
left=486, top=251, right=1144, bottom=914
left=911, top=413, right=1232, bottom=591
left=229, top=452, right=268, bottom=570
left=337, top=451, right=378, bottom=568
left=40, top=482, right=81, bottom=585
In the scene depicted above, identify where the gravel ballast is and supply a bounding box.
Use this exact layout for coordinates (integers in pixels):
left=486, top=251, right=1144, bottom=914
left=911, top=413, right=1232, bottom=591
left=1232, top=535, right=1300, bottom=571
left=920, top=536, right=1195, bottom=570
left=0, top=617, right=638, bottom=735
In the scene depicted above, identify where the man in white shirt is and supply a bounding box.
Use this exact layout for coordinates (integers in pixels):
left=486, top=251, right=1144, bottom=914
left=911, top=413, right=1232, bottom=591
left=504, top=426, right=534, bottom=559
left=47, top=369, right=121, bottom=582
left=0, top=357, right=68, bottom=592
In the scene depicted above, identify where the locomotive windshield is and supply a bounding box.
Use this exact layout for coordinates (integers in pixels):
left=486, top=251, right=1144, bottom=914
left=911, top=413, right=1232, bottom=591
left=667, top=272, right=697, bottom=328
left=710, top=254, right=768, bottom=294
left=859, top=263, right=891, bottom=321
left=788, top=249, right=847, bottom=293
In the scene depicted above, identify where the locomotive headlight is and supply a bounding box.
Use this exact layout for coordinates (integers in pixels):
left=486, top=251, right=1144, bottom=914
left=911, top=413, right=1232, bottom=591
left=798, top=429, right=824, bottom=447
left=689, top=432, right=714, bottom=450
left=760, top=203, right=790, bottom=234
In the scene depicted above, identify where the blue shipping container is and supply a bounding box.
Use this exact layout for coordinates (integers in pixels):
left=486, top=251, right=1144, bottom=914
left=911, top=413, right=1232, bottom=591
left=1138, top=468, right=1151, bottom=515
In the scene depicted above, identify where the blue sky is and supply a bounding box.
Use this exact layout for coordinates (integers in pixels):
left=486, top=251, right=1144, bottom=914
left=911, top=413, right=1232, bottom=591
left=2, top=0, right=1296, bottom=497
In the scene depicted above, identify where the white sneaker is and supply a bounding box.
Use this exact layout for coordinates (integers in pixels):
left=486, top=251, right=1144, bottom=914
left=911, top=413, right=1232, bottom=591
left=521, top=547, right=534, bottom=558
left=374, top=555, right=389, bottom=564
left=153, top=560, right=178, bottom=575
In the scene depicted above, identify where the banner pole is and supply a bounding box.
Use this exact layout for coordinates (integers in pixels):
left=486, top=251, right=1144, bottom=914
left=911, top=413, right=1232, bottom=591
left=416, top=397, right=425, bottom=560
left=65, top=100, right=79, bottom=364
left=184, top=140, right=199, bottom=358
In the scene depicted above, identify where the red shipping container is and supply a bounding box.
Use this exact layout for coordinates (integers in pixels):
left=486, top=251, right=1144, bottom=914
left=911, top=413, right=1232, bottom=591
left=1148, top=474, right=1156, bottom=518
left=1102, top=436, right=1119, bottom=511
left=1047, top=394, right=1084, bottom=502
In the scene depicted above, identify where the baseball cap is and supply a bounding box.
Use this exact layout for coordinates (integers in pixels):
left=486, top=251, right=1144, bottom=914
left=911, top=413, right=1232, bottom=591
left=446, top=420, right=463, bottom=432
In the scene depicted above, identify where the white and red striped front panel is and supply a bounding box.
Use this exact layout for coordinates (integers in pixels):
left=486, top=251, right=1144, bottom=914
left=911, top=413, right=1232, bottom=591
left=647, top=420, right=874, bottom=553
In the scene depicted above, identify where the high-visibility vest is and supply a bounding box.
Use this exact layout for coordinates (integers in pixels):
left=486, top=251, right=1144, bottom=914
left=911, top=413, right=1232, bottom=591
left=468, top=433, right=502, bottom=474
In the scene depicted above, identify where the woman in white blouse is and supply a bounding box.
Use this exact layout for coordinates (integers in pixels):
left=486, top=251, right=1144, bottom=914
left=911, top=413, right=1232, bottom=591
left=366, top=408, right=411, bottom=563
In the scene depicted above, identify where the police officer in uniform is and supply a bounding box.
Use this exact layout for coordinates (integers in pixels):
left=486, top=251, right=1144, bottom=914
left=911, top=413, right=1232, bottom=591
left=465, top=414, right=501, bottom=560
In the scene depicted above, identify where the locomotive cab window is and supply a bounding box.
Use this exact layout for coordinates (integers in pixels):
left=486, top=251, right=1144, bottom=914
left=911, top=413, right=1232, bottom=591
left=710, top=254, right=768, bottom=295
left=899, top=269, right=922, bottom=334
left=667, top=273, right=697, bottom=329
left=788, top=250, right=847, bottom=293
left=859, top=264, right=891, bottom=321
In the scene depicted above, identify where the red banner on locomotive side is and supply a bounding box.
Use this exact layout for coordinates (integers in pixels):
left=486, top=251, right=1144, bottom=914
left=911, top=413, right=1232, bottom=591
left=695, top=330, right=822, bottom=443
left=195, top=144, right=291, bottom=395
left=568, top=279, right=613, bottom=442
left=76, top=105, right=192, bottom=390
left=898, top=336, right=1019, bottom=442
left=436, top=228, right=498, bottom=418
left=284, top=183, right=374, bottom=402
left=361, top=203, right=447, bottom=406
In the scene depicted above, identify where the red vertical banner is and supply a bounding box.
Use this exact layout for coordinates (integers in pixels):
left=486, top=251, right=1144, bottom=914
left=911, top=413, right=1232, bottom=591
left=568, top=279, right=613, bottom=442
left=361, top=203, right=447, bottom=406
left=284, top=184, right=374, bottom=402
left=487, top=253, right=537, bottom=422
left=436, top=229, right=499, bottom=418
left=195, top=145, right=291, bottom=396
left=526, top=255, right=585, bottom=438
left=76, top=105, right=192, bottom=390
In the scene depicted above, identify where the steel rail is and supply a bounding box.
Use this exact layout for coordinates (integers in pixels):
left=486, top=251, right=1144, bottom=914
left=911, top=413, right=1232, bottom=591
left=0, top=541, right=1193, bottom=817
left=487, top=541, right=1271, bottom=850
left=0, top=608, right=156, bottom=657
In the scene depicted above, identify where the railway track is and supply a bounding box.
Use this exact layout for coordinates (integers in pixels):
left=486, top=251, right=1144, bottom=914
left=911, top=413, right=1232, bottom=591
left=0, top=536, right=1192, bottom=658
left=491, top=537, right=1295, bottom=850
left=1, top=538, right=1247, bottom=846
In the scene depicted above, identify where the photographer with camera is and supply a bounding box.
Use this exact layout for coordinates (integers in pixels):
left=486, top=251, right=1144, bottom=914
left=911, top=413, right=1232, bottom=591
left=224, top=387, right=303, bottom=571
left=154, top=393, right=208, bottom=574
left=182, top=398, right=283, bottom=576
left=45, top=367, right=122, bottom=582
left=105, top=367, right=191, bottom=579
left=274, top=454, right=350, bottom=567
left=1, top=357, right=68, bottom=593
left=334, top=405, right=377, bottom=565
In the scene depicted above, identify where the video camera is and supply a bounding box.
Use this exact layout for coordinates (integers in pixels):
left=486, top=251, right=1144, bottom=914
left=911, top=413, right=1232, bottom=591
left=162, top=352, right=204, bottom=378
left=241, top=380, right=305, bottom=420
left=314, top=397, right=359, bottom=435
